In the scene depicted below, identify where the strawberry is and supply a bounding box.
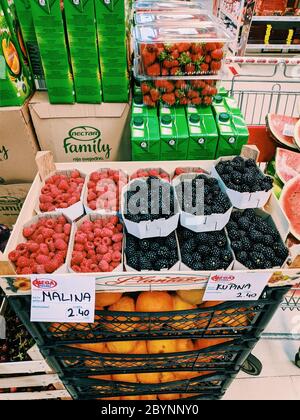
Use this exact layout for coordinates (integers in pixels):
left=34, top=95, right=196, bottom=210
left=211, top=60, right=222, bottom=71
left=205, top=43, right=217, bottom=52
left=164, top=43, right=178, bottom=52
left=205, top=55, right=212, bottom=64
left=171, top=50, right=179, bottom=59
left=170, top=66, right=181, bottom=76
left=175, top=80, right=187, bottom=90
left=185, top=63, right=195, bottom=74
left=163, top=59, right=179, bottom=68
left=211, top=48, right=223, bottom=60
left=179, top=97, right=189, bottom=105
left=187, top=90, right=199, bottom=99
left=209, top=87, right=218, bottom=96
left=178, top=52, right=191, bottom=65
left=143, top=95, right=156, bottom=107
left=177, top=43, right=191, bottom=53
left=161, top=80, right=175, bottom=93
left=150, top=88, right=160, bottom=102
left=162, top=93, right=176, bottom=106
left=141, top=46, right=157, bottom=67
left=201, top=87, right=210, bottom=96
left=203, top=96, right=213, bottom=105
left=191, top=53, right=204, bottom=64
left=175, top=89, right=185, bottom=99
left=161, top=67, right=169, bottom=76
left=192, top=97, right=202, bottom=105
left=216, top=42, right=224, bottom=48
left=146, top=63, right=161, bottom=76
left=200, top=63, right=209, bottom=73
left=191, top=80, right=206, bottom=89
left=191, top=44, right=203, bottom=54
left=141, top=82, right=151, bottom=94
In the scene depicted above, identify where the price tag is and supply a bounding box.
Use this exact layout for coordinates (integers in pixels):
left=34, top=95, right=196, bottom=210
left=283, top=123, right=295, bottom=137
left=203, top=272, right=271, bottom=302
left=30, top=275, right=95, bottom=323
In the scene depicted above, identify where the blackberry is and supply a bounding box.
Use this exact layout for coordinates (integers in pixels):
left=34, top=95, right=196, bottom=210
left=256, top=220, right=272, bottom=234
left=231, top=171, right=242, bottom=185
left=273, top=257, right=284, bottom=267
left=228, top=229, right=240, bottom=241
left=231, top=241, right=242, bottom=252
left=157, top=246, right=170, bottom=259
left=249, top=229, right=263, bottom=243
left=140, top=257, right=153, bottom=271
left=205, top=206, right=212, bottom=216
left=216, top=162, right=225, bottom=174
left=212, top=204, right=224, bottom=214
left=241, top=237, right=252, bottom=251
left=244, top=173, right=256, bottom=186
left=250, top=252, right=266, bottom=268
left=155, top=259, right=170, bottom=270
left=165, top=234, right=177, bottom=249
left=221, top=174, right=231, bottom=184
left=246, top=261, right=255, bottom=269
left=127, top=255, right=140, bottom=270
left=182, top=253, right=193, bottom=268
left=240, top=184, right=251, bottom=193
left=262, top=235, right=273, bottom=246
left=207, top=177, right=219, bottom=187
left=253, top=243, right=266, bottom=254
left=198, top=245, right=210, bottom=256
left=263, top=260, right=273, bottom=269
left=275, top=244, right=289, bottom=260
left=196, top=232, right=209, bottom=244
left=231, top=212, right=242, bottom=222
left=251, top=184, right=261, bottom=193
left=169, top=250, right=178, bottom=260
left=147, top=251, right=158, bottom=262
left=215, top=234, right=227, bottom=248
left=192, top=261, right=204, bottom=271
left=238, top=217, right=250, bottom=230
left=194, top=253, right=203, bottom=262
left=210, top=247, right=221, bottom=258
left=149, top=242, right=160, bottom=253
left=169, top=259, right=178, bottom=267
left=236, top=251, right=248, bottom=263
left=245, top=158, right=257, bottom=168
left=181, top=228, right=195, bottom=241
left=243, top=209, right=256, bottom=220
left=204, top=257, right=222, bottom=270
left=227, top=221, right=238, bottom=231
left=261, top=246, right=275, bottom=261
left=205, top=193, right=214, bottom=205
left=222, top=250, right=233, bottom=263
left=227, top=182, right=236, bottom=190
left=140, top=239, right=150, bottom=251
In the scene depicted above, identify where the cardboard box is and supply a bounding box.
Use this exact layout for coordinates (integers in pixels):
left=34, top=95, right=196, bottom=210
left=0, top=1, right=32, bottom=106
left=64, top=0, right=102, bottom=104
left=0, top=101, right=40, bottom=183
left=30, top=0, right=75, bottom=104
left=14, top=0, right=45, bottom=90
left=0, top=183, right=30, bottom=227
left=29, top=92, right=131, bottom=163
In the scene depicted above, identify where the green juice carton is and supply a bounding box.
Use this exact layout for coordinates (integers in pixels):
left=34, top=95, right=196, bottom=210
left=159, top=103, right=186, bottom=119
left=30, top=0, right=75, bottom=104
left=0, top=3, right=31, bottom=106
left=14, top=0, right=45, bottom=90
left=187, top=112, right=218, bottom=160
left=215, top=112, right=249, bottom=158
left=64, top=0, right=102, bottom=103
left=131, top=115, right=160, bottom=161
left=132, top=95, right=157, bottom=119
left=159, top=114, right=189, bottom=161
left=94, top=0, right=129, bottom=102
left=212, top=94, right=242, bottom=117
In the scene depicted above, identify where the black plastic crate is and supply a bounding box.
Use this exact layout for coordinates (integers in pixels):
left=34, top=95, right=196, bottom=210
left=64, top=371, right=232, bottom=399
left=40, top=338, right=255, bottom=376
left=8, top=286, right=289, bottom=346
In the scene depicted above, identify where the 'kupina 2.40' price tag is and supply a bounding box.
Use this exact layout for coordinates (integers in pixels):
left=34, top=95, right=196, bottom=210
left=30, top=275, right=95, bottom=323
left=203, top=272, right=271, bottom=302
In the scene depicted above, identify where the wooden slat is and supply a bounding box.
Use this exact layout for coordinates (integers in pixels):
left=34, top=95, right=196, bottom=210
left=241, top=144, right=260, bottom=161
left=0, top=360, right=50, bottom=375
left=0, top=374, right=60, bottom=388
left=0, top=390, right=70, bottom=400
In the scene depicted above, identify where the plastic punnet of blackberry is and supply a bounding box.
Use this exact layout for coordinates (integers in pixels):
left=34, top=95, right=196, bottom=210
left=240, top=237, right=251, bottom=251
left=238, top=217, right=250, bottom=230
left=236, top=251, right=248, bottom=263
left=250, top=252, right=266, bottom=268
left=245, top=158, right=257, bottom=168
left=210, top=247, right=221, bottom=259
left=222, top=250, right=233, bottom=263
left=127, top=254, right=140, bottom=271
left=215, top=233, right=227, bottom=248
left=261, top=246, right=276, bottom=261
left=198, top=245, right=211, bottom=256
left=155, top=259, right=170, bottom=270
left=140, top=257, right=153, bottom=271
left=157, top=246, right=170, bottom=259
left=249, top=228, right=263, bottom=243
left=204, top=257, right=222, bottom=270
left=182, top=253, right=194, bottom=268
left=231, top=241, right=242, bottom=252
left=231, top=211, right=243, bottom=223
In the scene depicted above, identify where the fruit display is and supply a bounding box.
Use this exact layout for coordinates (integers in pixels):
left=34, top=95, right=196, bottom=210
left=178, top=226, right=233, bottom=270
left=85, top=169, right=128, bottom=212
left=173, top=167, right=207, bottom=178
left=175, top=174, right=232, bottom=216
left=280, top=175, right=300, bottom=241
left=124, top=176, right=178, bottom=223
left=39, top=170, right=85, bottom=212
left=134, top=25, right=230, bottom=77
left=70, top=215, right=123, bottom=273
left=125, top=231, right=179, bottom=271
left=226, top=209, right=289, bottom=269
left=0, top=224, right=11, bottom=253
left=8, top=215, right=71, bottom=274
left=215, top=156, right=274, bottom=194
left=266, top=114, right=299, bottom=150
left=275, top=147, right=300, bottom=184
left=130, top=168, right=170, bottom=181
left=140, top=79, right=218, bottom=107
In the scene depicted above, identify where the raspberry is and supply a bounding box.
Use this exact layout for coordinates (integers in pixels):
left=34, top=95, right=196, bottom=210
left=54, top=224, right=64, bottom=233
left=97, top=245, right=108, bottom=254
left=75, top=233, right=86, bottom=244
left=102, top=228, right=113, bottom=237
left=88, top=191, right=97, bottom=201
left=84, top=242, right=94, bottom=252
left=94, top=237, right=102, bottom=247
left=74, top=243, right=85, bottom=251
left=94, top=228, right=102, bottom=238
left=64, top=224, right=71, bottom=236
left=36, top=265, right=46, bottom=274
left=45, top=238, right=56, bottom=252
left=30, top=253, right=37, bottom=261
left=35, top=234, right=44, bottom=244
left=16, top=243, right=28, bottom=254
left=55, top=239, right=67, bottom=251
left=42, top=228, right=54, bottom=239
left=90, top=172, right=101, bottom=182
left=8, top=250, right=19, bottom=262
left=36, top=254, right=49, bottom=265
left=72, top=265, right=81, bottom=272
left=45, top=260, right=59, bottom=273
left=99, top=260, right=109, bottom=272
left=39, top=244, right=49, bottom=255
left=59, top=203, right=68, bottom=208
left=88, top=201, right=97, bottom=210
left=58, top=179, right=69, bottom=191
left=112, top=251, right=121, bottom=262
left=81, top=221, right=93, bottom=232
left=108, top=265, right=114, bottom=272
left=58, top=215, right=67, bottom=225
left=71, top=170, right=80, bottom=178
left=21, top=267, right=33, bottom=274
left=111, top=261, right=120, bottom=269
left=68, top=197, right=78, bottom=206
left=102, top=237, right=112, bottom=246
left=102, top=253, right=112, bottom=263
left=87, top=181, right=96, bottom=189
left=23, top=227, right=34, bottom=238
left=45, top=219, right=55, bottom=229
left=87, top=232, right=94, bottom=242
left=17, top=256, right=30, bottom=268
left=90, top=264, right=99, bottom=272
left=112, top=233, right=123, bottom=243
left=112, top=242, right=122, bottom=252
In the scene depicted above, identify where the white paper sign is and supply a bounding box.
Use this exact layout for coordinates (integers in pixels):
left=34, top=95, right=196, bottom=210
left=203, top=271, right=271, bottom=302
left=283, top=123, right=295, bottom=137
left=30, top=275, right=95, bottom=323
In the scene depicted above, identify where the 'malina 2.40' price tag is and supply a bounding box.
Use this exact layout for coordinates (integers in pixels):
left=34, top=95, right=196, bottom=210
left=30, top=275, right=95, bottom=323
left=203, top=272, right=272, bottom=302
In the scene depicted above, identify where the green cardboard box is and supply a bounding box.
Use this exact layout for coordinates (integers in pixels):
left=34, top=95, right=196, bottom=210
left=0, top=3, right=31, bottom=106
left=64, top=0, right=102, bottom=103
left=215, top=112, right=249, bottom=158
left=159, top=114, right=189, bottom=161
left=14, top=0, right=45, bottom=90
left=30, top=0, right=75, bottom=104
left=132, top=95, right=157, bottom=119
left=131, top=115, right=160, bottom=161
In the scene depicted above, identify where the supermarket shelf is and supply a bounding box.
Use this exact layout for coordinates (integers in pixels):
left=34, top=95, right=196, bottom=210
left=252, top=15, right=300, bottom=22
left=247, top=44, right=300, bottom=50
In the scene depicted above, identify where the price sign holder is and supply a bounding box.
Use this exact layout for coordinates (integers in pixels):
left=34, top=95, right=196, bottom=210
left=203, top=271, right=272, bottom=302
left=30, top=275, right=95, bottom=323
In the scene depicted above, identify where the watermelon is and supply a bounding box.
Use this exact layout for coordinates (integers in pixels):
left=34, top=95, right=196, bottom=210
left=275, top=147, right=300, bottom=183
left=280, top=175, right=300, bottom=240
left=266, top=114, right=299, bottom=150
left=294, top=120, right=300, bottom=149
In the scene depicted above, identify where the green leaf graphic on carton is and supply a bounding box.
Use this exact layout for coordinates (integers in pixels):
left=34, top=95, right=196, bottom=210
left=97, top=0, right=120, bottom=12
left=64, top=126, right=112, bottom=159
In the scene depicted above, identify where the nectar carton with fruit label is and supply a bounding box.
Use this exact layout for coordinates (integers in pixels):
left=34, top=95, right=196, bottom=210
left=64, top=0, right=102, bottom=104
left=132, top=95, right=158, bottom=119
left=30, top=0, right=75, bottom=104
left=186, top=108, right=218, bottom=160
left=215, top=113, right=249, bottom=158
left=131, top=115, right=161, bottom=161
left=159, top=104, right=186, bottom=119
left=212, top=94, right=242, bottom=117
left=159, top=114, right=189, bottom=160
left=0, top=2, right=32, bottom=106
left=13, top=0, right=45, bottom=90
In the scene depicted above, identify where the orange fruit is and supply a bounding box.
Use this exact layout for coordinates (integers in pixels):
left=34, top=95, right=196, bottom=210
left=107, top=296, right=137, bottom=332
left=140, top=395, right=157, bottom=400
left=2, top=39, right=20, bottom=75
left=68, top=342, right=106, bottom=353
left=136, top=291, right=173, bottom=312
left=147, top=339, right=177, bottom=354
left=49, top=323, right=72, bottom=335
left=172, top=295, right=197, bottom=330
left=174, top=371, right=202, bottom=380
left=88, top=374, right=111, bottom=380
left=181, top=393, right=198, bottom=398
left=160, top=371, right=177, bottom=383
left=98, top=397, right=120, bottom=400
left=175, top=339, right=194, bottom=352
left=130, top=340, right=148, bottom=354
left=112, top=373, right=138, bottom=383
left=106, top=340, right=137, bottom=354
left=212, top=308, right=249, bottom=328
left=120, top=395, right=140, bottom=400
left=137, top=372, right=160, bottom=384
left=176, top=289, right=205, bottom=305
left=158, top=393, right=180, bottom=400
left=200, top=301, right=223, bottom=308
left=96, top=292, right=122, bottom=307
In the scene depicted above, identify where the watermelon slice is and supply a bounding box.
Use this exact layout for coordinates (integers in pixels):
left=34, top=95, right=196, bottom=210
left=294, top=120, right=300, bottom=149
left=266, top=114, right=299, bottom=150
left=275, top=147, right=300, bottom=183
left=280, top=175, right=300, bottom=240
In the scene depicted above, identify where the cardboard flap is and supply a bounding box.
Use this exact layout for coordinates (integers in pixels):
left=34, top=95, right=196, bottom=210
left=264, top=193, right=290, bottom=241
left=29, top=93, right=128, bottom=119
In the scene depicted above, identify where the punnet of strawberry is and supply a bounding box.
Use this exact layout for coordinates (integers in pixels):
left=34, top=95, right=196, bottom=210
left=39, top=170, right=85, bottom=212
left=8, top=215, right=71, bottom=274
left=70, top=215, right=123, bottom=273
left=141, top=79, right=218, bottom=107
left=134, top=25, right=230, bottom=77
